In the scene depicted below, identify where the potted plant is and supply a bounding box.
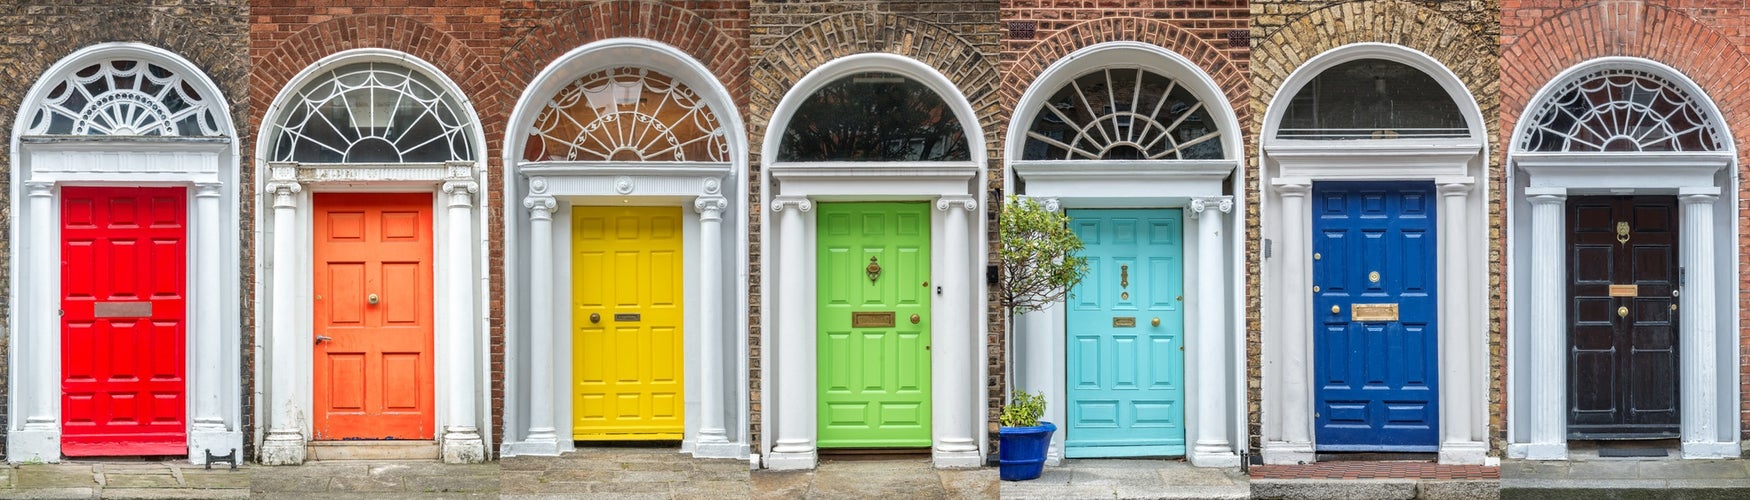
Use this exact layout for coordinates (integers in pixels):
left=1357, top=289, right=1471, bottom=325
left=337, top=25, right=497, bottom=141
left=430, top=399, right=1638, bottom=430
left=996, top=196, right=1088, bottom=481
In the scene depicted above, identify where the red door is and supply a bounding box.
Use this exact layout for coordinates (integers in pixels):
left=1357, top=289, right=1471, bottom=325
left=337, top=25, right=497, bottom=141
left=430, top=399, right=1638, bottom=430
left=313, top=193, right=435, bottom=440
left=61, top=187, right=188, bottom=456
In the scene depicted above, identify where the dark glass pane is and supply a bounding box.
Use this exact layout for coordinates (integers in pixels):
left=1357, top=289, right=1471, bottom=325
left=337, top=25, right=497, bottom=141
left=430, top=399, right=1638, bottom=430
left=270, top=62, right=475, bottom=163
left=777, top=72, right=970, bottom=162
left=1279, top=59, right=1468, bottom=139
left=1522, top=70, right=1722, bottom=152
left=1021, top=68, right=1225, bottom=160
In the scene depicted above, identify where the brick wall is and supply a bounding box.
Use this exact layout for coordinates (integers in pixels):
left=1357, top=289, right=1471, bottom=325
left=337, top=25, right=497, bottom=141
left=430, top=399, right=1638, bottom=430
left=1248, top=0, right=1501, bottom=451
left=0, top=1, right=252, bottom=461
left=1500, top=0, right=1750, bottom=446
left=249, top=0, right=506, bottom=453
left=747, top=0, right=1003, bottom=450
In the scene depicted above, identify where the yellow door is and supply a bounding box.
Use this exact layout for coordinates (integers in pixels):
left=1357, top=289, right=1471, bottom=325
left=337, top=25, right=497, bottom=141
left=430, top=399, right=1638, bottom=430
left=572, top=206, right=684, bottom=439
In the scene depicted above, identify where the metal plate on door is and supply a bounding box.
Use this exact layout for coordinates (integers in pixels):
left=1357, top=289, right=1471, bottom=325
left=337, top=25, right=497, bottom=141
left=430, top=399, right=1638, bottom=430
left=614, top=313, right=642, bottom=322
left=1350, top=303, right=1399, bottom=322
left=1609, top=284, right=1638, bottom=297
left=93, top=302, right=152, bottom=318
left=852, top=311, right=896, bottom=328
left=1112, top=317, right=1136, bottom=328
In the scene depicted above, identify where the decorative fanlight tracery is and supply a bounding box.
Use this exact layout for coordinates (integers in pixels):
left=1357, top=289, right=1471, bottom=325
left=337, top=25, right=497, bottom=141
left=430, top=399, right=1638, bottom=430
left=524, top=68, right=727, bottom=163
left=269, top=62, right=475, bottom=163
left=25, top=60, right=223, bottom=136
left=1022, top=67, right=1225, bottom=161
left=1521, top=69, right=1723, bottom=153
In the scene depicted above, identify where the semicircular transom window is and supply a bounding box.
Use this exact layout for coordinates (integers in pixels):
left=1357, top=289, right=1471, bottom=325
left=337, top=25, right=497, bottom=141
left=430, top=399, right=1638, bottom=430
left=1023, top=67, right=1225, bottom=161
left=25, top=59, right=223, bottom=136
left=777, top=72, right=970, bottom=162
left=1520, top=69, right=1723, bottom=152
left=524, top=67, right=726, bottom=162
left=1279, top=59, right=1468, bottom=140
left=269, top=62, right=475, bottom=163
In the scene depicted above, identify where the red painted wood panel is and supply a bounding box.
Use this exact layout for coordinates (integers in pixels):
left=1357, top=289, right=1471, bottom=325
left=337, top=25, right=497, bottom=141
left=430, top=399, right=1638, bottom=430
left=61, top=186, right=187, bottom=456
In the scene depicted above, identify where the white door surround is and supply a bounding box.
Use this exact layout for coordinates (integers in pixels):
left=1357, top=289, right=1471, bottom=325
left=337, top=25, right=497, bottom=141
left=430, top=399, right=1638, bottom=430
left=6, top=43, right=243, bottom=465
left=759, top=53, right=989, bottom=470
left=254, top=49, right=491, bottom=465
left=499, top=38, right=752, bottom=461
left=1004, top=42, right=1246, bottom=468
left=1258, top=43, right=1490, bottom=465
left=1504, top=57, right=1741, bottom=460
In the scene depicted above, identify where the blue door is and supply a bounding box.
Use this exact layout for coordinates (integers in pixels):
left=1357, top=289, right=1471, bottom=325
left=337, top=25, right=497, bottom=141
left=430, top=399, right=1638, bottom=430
left=1064, top=209, right=1185, bottom=457
left=1311, top=182, right=1438, bottom=451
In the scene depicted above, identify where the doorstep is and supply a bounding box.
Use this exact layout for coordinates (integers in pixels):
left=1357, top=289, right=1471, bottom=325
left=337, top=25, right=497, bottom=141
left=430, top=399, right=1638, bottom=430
left=1501, top=455, right=1750, bottom=500
left=306, top=440, right=440, bottom=461
left=1249, top=461, right=1498, bottom=500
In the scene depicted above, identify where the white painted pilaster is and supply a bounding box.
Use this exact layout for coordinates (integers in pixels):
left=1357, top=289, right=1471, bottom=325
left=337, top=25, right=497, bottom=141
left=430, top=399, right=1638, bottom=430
left=934, top=195, right=980, bottom=468
left=693, top=193, right=737, bottom=458
left=9, top=181, right=61, bottom=462
left=1437, top=181, right=1486, bottom=464
left=1524, top=188, right=1568, bottom=460
left=440, top=171, right=485, bottom=464
left=1264, top=182, right=1314, bottom=464
left=189, top=181, right=238, bottom=463
left=1016, top=197, right=1067, bottom=466
left=1188, top=196, right=1237, bottom=467
left=767, top=195, right=816, bottom=470
left=520, top=185, right=561, bottom=456
left=1679, top=189, right=1723, bottom=458
left=261, top=173, right=307, bottom=466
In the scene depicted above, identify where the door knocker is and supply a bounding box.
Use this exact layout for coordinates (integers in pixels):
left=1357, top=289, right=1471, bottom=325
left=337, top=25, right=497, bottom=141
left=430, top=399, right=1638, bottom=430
left=1120, top=265, right=1130, bottom=288
left=866, top=256, right=882, bottom=283
left=1616, top=221, right=1631, bottom=244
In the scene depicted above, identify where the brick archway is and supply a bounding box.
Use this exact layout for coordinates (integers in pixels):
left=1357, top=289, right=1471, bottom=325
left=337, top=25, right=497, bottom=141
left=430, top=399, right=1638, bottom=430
left=1003, top=17, right=1248, bottom=132
left=502, top=0, right=747, bottom=108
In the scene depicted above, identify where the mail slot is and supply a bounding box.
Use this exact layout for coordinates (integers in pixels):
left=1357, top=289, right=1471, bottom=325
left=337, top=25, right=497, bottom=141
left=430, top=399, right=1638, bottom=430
left=852, top=311, right=895, bottom=328
left=1350, top=303, right=1399, bottom=322
left=93, top=301, right=152, bottom=318
left=1112, top=317, right=1136, bottom=328
left=614, top=313, right=641, bottom=322
left=1609, top=284, right=1638, bottom=297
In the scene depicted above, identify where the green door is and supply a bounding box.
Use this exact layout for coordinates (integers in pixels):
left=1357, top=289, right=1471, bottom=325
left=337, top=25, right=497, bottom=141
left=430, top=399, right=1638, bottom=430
left=817, top=202, right=932, bottom=448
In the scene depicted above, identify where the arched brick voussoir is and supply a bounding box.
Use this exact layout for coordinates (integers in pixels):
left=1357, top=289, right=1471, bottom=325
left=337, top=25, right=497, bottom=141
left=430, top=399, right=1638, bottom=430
left=502, top=0, right=747, bottom=106
left=1251, top=0, right=1496, bottom=112
left=1003, top=16, right=1246, bottom=121
left=252, top=14, right=504, bottom=142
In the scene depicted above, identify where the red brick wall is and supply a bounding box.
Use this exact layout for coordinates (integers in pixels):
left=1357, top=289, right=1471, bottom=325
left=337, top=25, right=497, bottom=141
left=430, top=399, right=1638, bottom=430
left=249, top=0, right=507, bottom=452
left=1501, top=0, right=1750, bottom=445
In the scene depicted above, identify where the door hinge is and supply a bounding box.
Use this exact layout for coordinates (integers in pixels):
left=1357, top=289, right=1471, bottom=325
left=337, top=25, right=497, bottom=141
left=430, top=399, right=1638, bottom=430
left=1264, top=238, right=1272, bottom=259
left=1680, top=267, right=1686, bottom=287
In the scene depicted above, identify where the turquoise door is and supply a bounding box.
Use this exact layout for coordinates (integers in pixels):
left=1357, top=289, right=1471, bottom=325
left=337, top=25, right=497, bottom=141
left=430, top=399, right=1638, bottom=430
left=1064, top=209, right=1186, bottom=457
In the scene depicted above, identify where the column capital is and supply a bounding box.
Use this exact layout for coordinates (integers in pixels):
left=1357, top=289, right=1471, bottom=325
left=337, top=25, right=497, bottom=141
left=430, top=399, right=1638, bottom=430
left=1526, top=192, right=1566, bottom=205
left=694, top=195, right=729, bottom=221
left=266, top=181, right=302, bottom=209
left=194, top=182, right=224, bottom=198
left=523, top=194, right=556, bottom=221
left=1188, top=196, right=1233, bottom=218
left=1275, top=183, right=1309, bottom=198
left=443, top=178, right=479, bottom=207
left=23, top=180, right=54, bottom=196
left=1020, top=196, right=1061, bottom=213
left=1438, top=183, right=1472, bottom=198
left=936, top=194, right=976, bottom=212
left=1680, top=193, right=1719, bottom=205
left=772, top=195, right=812, bottom=213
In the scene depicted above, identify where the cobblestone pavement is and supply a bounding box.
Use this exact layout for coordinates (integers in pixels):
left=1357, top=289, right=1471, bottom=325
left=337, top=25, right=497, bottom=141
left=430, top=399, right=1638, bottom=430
left=248, top=460, right=499, bottom=499
left=1, top=461, right=248, bottom=499
left=500, top=445, right=748, bottom=499
left=752, top=458, right=996, bottom=499
left=1000, top=459, right=1248, bottom=499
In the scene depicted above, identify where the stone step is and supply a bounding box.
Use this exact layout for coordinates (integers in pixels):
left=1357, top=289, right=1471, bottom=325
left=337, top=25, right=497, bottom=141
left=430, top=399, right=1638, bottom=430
left=1501, top=479, right=1750, bottom=500
left=305, top=441, right=440, bottom=461
left=1250, top=478, right=1498, bottom=500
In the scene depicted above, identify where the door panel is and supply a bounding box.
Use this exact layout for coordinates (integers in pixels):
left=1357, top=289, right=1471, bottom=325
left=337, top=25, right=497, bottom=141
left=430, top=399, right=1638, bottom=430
left=817, top=202, right=931, bottom=448
left=61, top=187, right=188, bottom=456
left=1567, top=196, right=1679, bottom=438
left=313, top=193, right=434, bottom=440
left=573, top=206, right=685, bottom=439
left=1064, top=209, right=1185, bottom=458
left=1312, top=182, right=1439, bottom=451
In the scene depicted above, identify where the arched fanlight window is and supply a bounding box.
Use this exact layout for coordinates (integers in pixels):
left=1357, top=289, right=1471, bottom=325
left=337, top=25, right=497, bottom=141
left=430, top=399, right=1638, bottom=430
left=777, top=71, right=970, bottom=162
left=24, top=59, right=222, bottom=136
left=1278, top=59, right=1468, bottom=139
left=269, top=62, right=474, bottom=163
left=524, top=67, right=726, bottom=162
left=1022, top=67, right=1223, bottom=160
left=1520, top=69, right=1723, bottom=152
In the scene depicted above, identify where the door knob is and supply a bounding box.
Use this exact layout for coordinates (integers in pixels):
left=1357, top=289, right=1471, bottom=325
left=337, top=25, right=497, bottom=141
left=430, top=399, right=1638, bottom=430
left=910, top=314, right=920, bottom=324
left=590, top=313, right=601, bottom=324
left=1151, top=317, right=1160, bottom=327
left=367, top=293, right=379, bottom=305
left=1331, top=305, right=1341, bottom=314
left=1617, top=306, right=1628, bottom=318
left=315, top=335, right=332, bottom=343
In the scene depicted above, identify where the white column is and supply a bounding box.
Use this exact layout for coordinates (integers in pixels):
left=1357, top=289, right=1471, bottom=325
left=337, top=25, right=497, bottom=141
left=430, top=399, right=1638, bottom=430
left=1679, top=189, right=1722, bottom=457
left=693, top=194, right=737, bottom=457
left=1525, top=188, right=1567, bottom=460
left=1264, top=182, right=1313, bottom=464
left=768, top=195, right=815, bottom=470
left=9, top=181, right=61, bottom=461
left=522, top=190, right=560, bottom=454
left=934, top=194, right=980, bottom=468
left=440, top=175, right=485, bottom=463
left=188, top=181, right=237, bottom=463
left=1437, top=182, right=1485, bottom=464
left=1018, top=197, right=1065, bottom=465
left=261, top=178, right=307, bottom=465
left=1189, top=196, right=1237, bottom=467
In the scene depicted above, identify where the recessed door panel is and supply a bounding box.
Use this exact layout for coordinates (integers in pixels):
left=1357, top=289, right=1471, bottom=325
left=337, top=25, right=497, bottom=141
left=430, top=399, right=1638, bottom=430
left=61, top=187, right=188, bottom=456
left=818, top=202, right=932, bottom=448
left=1065, top=209, right=1185, bottom=458
left=313, top=193, right=434, bottom=440
left=1312, top=182, right=1439, bottom=451
left=572, top=206, right=685, bottom=439
left=1566, top=196, right=1679, bottom=438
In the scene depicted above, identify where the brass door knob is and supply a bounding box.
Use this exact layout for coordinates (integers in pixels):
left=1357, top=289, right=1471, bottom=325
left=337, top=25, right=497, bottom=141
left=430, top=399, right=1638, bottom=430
left=1331, top=305, right=1341, bottom=314
left=910, top=314, right=920, bottom=324
left=314, top=335, right=333, bottom=343
left=1617, top=306, right=1628, bottom=318
left=1151, top=317, right=1160, bottom=327
left=590, top=313, right=601, bottom=323
left=367, top=293, right=379, bottom=305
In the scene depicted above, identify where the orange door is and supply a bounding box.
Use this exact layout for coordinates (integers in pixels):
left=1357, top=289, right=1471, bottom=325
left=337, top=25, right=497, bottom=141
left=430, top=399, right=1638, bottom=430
left=313, top=193, right=434, bottom=440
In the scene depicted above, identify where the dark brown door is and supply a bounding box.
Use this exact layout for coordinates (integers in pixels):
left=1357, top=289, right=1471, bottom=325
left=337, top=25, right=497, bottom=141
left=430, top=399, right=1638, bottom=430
left=1566, top=196, right=1679, bottom=438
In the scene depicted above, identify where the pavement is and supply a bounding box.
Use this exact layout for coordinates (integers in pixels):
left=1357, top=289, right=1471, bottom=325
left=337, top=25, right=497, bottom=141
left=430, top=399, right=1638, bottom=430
left=999, top=458, right=1249, bottom=499
left=1501, top=457, right=1750, bottom=500
left=0, top=461, right=248, bottom=499
left=249, top=460, right=499, bottom=499
left=752, top=457, right=996, bottom=499
left=500, top=445, right=748, bottom=499
left=1249, top=460, right=1498, bottom=500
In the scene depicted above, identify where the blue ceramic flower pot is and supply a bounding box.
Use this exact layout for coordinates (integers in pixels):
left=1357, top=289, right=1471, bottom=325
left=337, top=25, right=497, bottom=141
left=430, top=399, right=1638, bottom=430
left=998, top=421, right=1056, bottom=481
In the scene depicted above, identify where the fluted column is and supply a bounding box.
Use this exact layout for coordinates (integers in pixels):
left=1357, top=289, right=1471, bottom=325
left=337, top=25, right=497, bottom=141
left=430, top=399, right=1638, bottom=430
left=934, top=195, right=980, bottom=468
left=440, top=172, right=485, bottom=463
left=768, top=196, right=815, bottom=470
left=190, top=182, right=229, bottom=463
left=1679, top=190, right=1720, bottom=456
left=522, top=185, right=560, bottom=454
left=1188, top=196, right=1236, bottom=467
left=693, top=194, right=735, bottom=456
left=261, top=177, right=307, bottom=465
left=24, top=181, right=58, bottom=431
left=1265, top=182, right=1313, bottom=464
left=1525, top=188, right=1567, bottom=460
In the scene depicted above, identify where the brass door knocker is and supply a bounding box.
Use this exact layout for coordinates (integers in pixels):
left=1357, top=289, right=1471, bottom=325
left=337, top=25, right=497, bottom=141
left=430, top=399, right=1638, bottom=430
left=1616, top=221, right=1631, bottom=244
left=866, top=256, right=882, bottom=283
left=1120, top=265, right=1130, bottom=288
